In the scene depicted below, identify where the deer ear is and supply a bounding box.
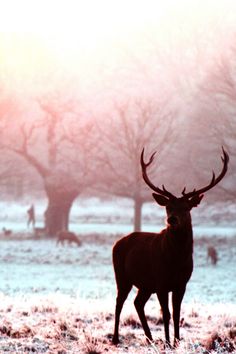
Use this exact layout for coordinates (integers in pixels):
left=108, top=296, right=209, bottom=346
left=152, top=193, right=169, bottom=206
left=189, top=194, right=204, bottom=208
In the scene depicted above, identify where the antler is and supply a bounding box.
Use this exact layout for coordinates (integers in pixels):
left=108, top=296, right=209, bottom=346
left=182, top=147, right=229, bottom=199
left=140, top=148, right=176, bottom=199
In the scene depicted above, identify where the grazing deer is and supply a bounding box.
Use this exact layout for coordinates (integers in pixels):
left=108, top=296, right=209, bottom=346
left=56, top=230, right=81, bottom=247
left=207, top=246, right=218, bottom=265
left=2, top=227, right=12, bottom=236
left=112, top=147, right=229, bottom=346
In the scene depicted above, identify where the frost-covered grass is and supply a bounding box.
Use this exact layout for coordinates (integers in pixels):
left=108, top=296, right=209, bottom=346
left=0, top=233, right=234, bottom=353
left=0, top=234, right=235, bottom=303
left=0, top=294, right=235, bottom=353
left=0, top=199, right=235, bottom=352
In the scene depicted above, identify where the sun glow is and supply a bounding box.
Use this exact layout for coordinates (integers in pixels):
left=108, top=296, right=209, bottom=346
left=0, top=0, right=166, bottom=91
left=0, top=0, right=236, bottom=92
left=0, top=0, right=164, bottom=49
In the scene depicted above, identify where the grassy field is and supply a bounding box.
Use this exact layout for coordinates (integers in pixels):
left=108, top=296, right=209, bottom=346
left=0, top=199, right=235, bottom=353
left=0, top=232, right=234, bottom=353
left=0, top=293, right=235, bottom=353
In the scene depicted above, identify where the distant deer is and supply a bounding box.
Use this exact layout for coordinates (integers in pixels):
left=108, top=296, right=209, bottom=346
left=112, top=147, right=229, bottom=346
left=207, top=246, right=218, bottom=265
left=2, top=227, right=12, bottom=236
left=56, top=230, right=81, bottom=247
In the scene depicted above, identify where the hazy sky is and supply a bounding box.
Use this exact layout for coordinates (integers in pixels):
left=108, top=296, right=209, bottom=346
left=0, top=1, right=235, bottom=79
left=0, top=0, right=235, bottom=119
left=0, top=0, right=234, bottom=195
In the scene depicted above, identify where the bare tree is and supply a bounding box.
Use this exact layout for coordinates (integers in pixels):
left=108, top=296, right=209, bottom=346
left=0, top=89, right=39, bottom=198
left=191, top=49, right=236, bottom=199
left=0, top=91, right=98, bottom=236
left=96, top=97, right=176, bottom=231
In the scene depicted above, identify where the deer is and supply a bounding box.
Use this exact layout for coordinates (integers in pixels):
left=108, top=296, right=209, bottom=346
left=207, top=246, right=218, bottom=265
left=112, top=147, right=229, bottom=347
left=56, top=230, right=81, bottom=247
left=2, top=227, right=12, bottom=236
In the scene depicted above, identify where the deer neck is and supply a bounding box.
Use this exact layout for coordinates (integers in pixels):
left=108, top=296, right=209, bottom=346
left=166, top=217, right=193, bottom=252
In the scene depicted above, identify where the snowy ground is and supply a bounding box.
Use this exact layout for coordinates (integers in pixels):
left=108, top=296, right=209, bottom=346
left=0, top=198, right=235, bottom=353
left=0, top=234, right=235, bottom=304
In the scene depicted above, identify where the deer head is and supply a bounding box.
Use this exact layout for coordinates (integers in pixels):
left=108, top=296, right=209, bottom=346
left=141, top=147, right=229, bottom=229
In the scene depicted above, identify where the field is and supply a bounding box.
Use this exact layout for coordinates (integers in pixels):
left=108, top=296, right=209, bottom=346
left=0, top=198, right=235, bottom=353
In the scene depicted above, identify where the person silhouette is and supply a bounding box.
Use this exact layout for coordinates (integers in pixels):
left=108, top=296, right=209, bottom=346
left=27, top=204, right=35, bottom=228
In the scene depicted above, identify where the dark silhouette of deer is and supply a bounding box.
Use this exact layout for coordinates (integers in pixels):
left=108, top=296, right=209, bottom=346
left=112, top=147, right=229, bottom=346
left=207, top=246, right=218, bottom=265
left=2, top=227, right=12, bottom=236
left=56, top=230, right=81, bottom=247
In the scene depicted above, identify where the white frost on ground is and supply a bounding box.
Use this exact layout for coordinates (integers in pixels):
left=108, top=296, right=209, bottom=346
left=0, top=198, right=235, bottom=352
left=0, top=236, right=235, bottom=304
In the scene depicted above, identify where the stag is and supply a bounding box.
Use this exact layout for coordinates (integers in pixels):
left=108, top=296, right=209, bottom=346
left=112, top=147, right=229, bottom=346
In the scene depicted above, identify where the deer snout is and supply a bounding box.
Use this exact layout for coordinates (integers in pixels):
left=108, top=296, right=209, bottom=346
left=167, top=215, right=180, bottom=227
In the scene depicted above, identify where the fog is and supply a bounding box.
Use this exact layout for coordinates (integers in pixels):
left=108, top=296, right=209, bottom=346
left=0, top=1, right=235, bottom=230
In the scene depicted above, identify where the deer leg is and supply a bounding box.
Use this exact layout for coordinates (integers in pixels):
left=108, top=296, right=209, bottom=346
left=134, top=289, right=152, bottom=342
left=112, top=285, right=132, bottom=344
left=172, top=287, right=185, bottom=347
left=157, top=291, right=171, bottom=345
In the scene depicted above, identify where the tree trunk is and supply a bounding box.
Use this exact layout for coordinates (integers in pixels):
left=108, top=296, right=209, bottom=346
left=134, top=198, right=143, bottom=232
left=44, top=186, right=78, bottom=237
